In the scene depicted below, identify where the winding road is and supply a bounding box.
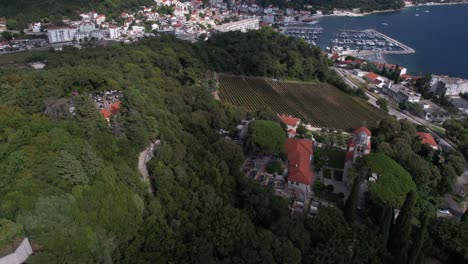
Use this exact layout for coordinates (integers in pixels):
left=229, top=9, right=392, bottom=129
left=138, top=140, right=160, bottom=193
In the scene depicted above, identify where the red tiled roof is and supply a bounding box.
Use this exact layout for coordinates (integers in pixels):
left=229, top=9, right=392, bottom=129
left=401, top=74, right=411, bottom=80
left=278, top=115, right=300, bottom=126
left=109, top=101, right=120, bottom=115
left=100, top=109, right=111, bottom=119
left=47, top=26, right=73, bottom=30
left=366, top=72, right=380, bottom=80
left=354, top=126, right=371, bottom=136
left=285, top=138, right=313, bottom=185
left=416, top=132, right=438, bottom=148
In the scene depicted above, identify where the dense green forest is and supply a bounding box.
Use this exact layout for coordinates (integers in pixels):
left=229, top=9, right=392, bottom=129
left=0, top=28, right=467, bottom=263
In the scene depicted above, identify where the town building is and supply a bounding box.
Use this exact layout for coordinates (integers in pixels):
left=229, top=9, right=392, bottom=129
left=343, top=127, right=371, bottom=184
left=416, top=132, right=439, bottom=150
left=109, top=25, right=121, bottom=39
left=345, top=127, right=371, bottom=162
left=353, top=69, right=366, bottom=78
left=0, top=17, right=6, bottom=32
left=47, top=26, right=77, bottom=43
left=285, top=138, right=313, bottom=194
left=420, top=100, right=450, bottom=123
left=214, top=18, right=260, bottom=32
left=278, top=114, right=301, bottom=138
left=0, top=41, right=10, bottom=51
left=95, top=14, right=106, bottom=25
left=382, top=83, right=421, bottom=103
left=430, top=75, right=468, bottom=96
left=78, top=21, right=96, bottom=33
left=365, top=72, right=386, bottom=88
left=30, top=22, right=41, bottom=33
left=375, top=63, right=407, bottom=76
left=449, top=96, right=468, bottom=115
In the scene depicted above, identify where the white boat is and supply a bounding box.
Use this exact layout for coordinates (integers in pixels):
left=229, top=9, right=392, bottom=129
left=382, top=23, right=389, bottom=26
left=415, top=14, right=420, bottom=16
left=424, top=10, right=430, bottom=13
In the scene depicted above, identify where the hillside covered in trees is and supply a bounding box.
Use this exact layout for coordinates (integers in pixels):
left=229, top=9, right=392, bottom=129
left=0, top=29, right=467, bottom=263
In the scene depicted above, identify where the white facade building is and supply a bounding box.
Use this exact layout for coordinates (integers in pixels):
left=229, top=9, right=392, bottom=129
left=31, top=22, right=41, bottom=33
left=47, top=26, right=77, bottom=43
left=79, top=21, right=96, bottom=33
left=214, top=18, right=260, bottom=32
left=109, top=26, right=121, bottom=39
left=430, top=75, right=468, bottom=96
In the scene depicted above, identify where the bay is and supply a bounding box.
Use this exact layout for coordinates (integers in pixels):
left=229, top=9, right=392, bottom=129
left=315, top=4, right=468, bottom=78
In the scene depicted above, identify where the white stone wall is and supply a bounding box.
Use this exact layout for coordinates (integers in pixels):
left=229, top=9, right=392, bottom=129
left=0, top=238, right=33, bottom=264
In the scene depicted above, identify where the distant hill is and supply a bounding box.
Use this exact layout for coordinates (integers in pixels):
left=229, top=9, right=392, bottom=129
left=258, top=0, right=405, bottom=13
left=0, top=0, right=152, bottom=29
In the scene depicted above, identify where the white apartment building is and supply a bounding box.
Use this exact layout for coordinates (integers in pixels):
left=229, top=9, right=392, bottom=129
left=214, top=18, right=260, bottom=32
left=109, top=26, right=121, bottom=39
left=47, top=26, right=77, bottom=43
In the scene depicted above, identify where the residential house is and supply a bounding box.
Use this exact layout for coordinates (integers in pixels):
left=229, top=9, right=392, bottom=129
left=285, top=138, right=313, bottom=194
left=0, top=41, right=10, bottom=51
left=416, top=132, right=439, bottom=150
left=0, top=17, right=6, bottom=32
left=131, top=25, right=145, bottom=34
left=278, top=114, right=301, bottom=138
left=353, top=69, right=366, bottom=78
left=420, top=100, right=450, bottom=123
left=375, top=63, right=407, bottom=76
left=450, top=96, right=468, bottom=115
left=78, top=21, right=96, bottom=33
left=30, top=22, right=41, bottom=33
left=365, top=72, right=386, bottom=88
left=95, top=14, right=106, bottom=25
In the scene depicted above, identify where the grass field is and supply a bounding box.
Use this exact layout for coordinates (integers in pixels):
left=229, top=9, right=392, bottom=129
left=217, top=74, right=388, bottom=131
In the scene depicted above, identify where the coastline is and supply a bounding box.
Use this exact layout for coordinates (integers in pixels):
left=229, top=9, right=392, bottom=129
left=313, top=1, right=468, bottom=18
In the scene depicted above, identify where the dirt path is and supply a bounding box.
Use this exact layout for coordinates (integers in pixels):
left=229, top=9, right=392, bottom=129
left=138, top=140, right=160, bottom=193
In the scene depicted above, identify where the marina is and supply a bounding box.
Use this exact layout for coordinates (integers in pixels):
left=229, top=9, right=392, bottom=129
left=330, top=29, right=415, bottom=56
left=280, top=23, right=324, bottom=46
left=314, top=4, right=468, bottom=78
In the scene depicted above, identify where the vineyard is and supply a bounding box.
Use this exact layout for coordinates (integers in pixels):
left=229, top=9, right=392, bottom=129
left=217, top=74, right=388, bottom=131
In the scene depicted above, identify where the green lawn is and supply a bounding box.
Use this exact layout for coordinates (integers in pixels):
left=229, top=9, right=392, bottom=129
left=316, top=148, right=346, bottom=169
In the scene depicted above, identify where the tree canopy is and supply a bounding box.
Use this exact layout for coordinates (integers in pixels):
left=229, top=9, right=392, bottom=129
left=362, top=153, right=416, bottom=208
left=248, top=120, right=286, bottom=154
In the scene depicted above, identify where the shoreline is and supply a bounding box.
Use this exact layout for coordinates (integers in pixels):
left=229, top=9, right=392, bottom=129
left=313, top=1, right=468, bottom=18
